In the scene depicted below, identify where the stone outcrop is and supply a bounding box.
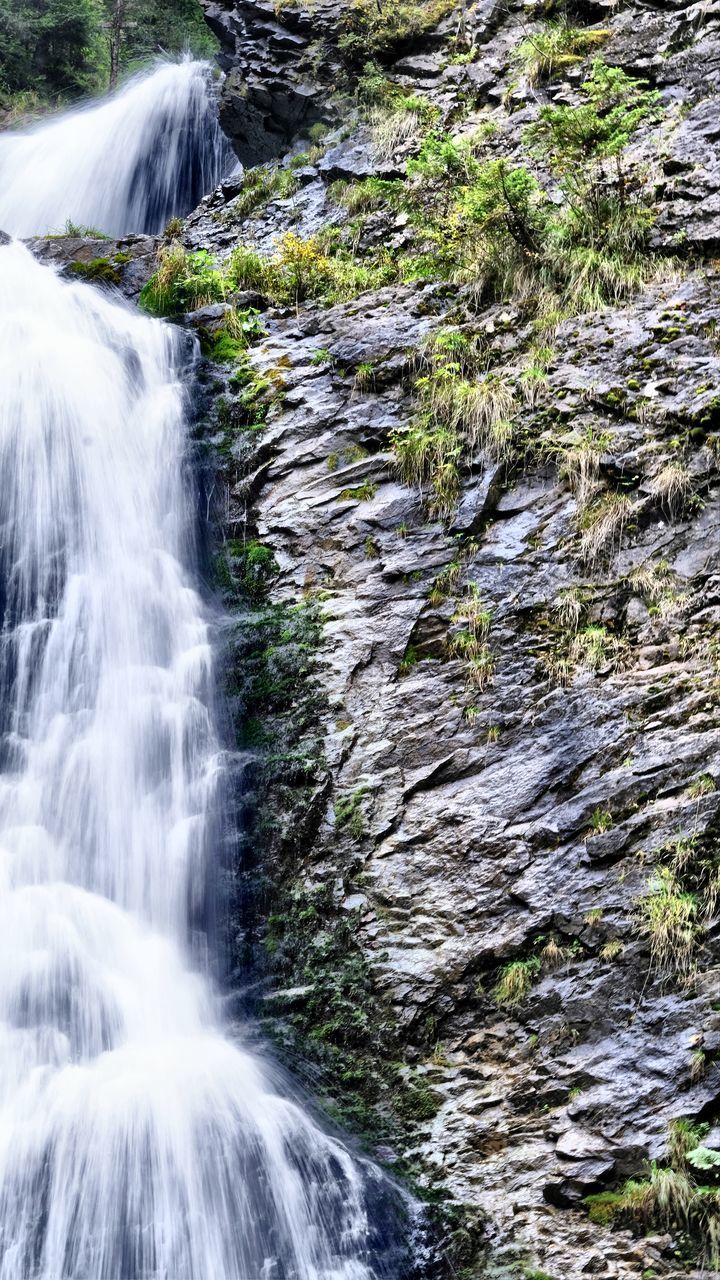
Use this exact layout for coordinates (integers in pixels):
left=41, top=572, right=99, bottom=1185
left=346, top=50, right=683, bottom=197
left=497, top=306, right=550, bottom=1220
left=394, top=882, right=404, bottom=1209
left=29, top=233, right=158, bottom=299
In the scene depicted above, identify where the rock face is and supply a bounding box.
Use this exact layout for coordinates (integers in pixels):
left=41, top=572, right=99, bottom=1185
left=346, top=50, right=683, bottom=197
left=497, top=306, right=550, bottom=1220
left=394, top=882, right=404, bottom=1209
left=190, top=1, right=720, bottom=1277
left=199, top=0, right=340, bottom=162
left=29, top=233, right=158, bottom=299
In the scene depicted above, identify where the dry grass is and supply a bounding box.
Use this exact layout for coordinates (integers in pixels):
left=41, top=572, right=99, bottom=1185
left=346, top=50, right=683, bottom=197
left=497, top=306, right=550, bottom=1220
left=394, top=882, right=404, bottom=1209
left=562, top=430, right=611, bottom=511
left=650, top=461, right=692, bottom=519
left=577, top=493, right=634, bottom=566
left=370, top=107, right=424, bottom=162
left=554, top=586, right=585, bottom=634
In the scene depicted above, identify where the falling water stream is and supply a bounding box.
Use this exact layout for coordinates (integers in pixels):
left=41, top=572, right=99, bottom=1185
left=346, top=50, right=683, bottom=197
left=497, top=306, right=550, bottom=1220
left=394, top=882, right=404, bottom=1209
left=0, top=63, right=394, bottom=1280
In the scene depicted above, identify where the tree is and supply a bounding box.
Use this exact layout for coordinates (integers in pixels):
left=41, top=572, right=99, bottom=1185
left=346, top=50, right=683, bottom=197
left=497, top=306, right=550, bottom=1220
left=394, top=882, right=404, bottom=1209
left=0, top=0, right=105, bottom=98
left=0, top=0, right=216, bottom=103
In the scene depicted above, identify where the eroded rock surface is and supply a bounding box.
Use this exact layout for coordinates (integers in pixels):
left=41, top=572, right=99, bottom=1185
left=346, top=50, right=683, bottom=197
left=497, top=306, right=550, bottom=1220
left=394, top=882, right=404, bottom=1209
left=188, top=0, right=720, bottom=1274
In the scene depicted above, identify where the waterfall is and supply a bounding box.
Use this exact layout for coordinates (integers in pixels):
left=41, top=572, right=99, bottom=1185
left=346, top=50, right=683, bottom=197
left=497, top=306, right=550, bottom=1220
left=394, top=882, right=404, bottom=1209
left=0, top=61, right=231, bottom=238
left=0, top=66, right=398, bottom=1280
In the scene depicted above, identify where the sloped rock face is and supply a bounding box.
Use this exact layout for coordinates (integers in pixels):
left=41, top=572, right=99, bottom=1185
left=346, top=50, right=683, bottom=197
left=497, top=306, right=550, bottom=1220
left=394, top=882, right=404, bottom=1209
left=199, top=0, right=342, bottom=162
left=194, top=1, right=720, bottom=1277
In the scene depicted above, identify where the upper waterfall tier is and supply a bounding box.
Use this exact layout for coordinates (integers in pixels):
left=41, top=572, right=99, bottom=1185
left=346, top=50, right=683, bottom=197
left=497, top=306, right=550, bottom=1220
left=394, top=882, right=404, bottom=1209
left=0, top=60, right=231, bottom=238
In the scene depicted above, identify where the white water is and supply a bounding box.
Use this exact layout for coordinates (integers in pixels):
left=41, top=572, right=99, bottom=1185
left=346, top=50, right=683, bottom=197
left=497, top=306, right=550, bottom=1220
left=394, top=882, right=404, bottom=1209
left=0, top=61, right=230, bottom=238
left=0, top=67, right=389, bottom=1280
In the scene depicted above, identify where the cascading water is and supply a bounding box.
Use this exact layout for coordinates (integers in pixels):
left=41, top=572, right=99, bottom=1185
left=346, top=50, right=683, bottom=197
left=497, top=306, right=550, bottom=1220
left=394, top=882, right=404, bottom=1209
left=0, top=60, right=231, bottom=238
left=0, top=66, right=400, bottom=1280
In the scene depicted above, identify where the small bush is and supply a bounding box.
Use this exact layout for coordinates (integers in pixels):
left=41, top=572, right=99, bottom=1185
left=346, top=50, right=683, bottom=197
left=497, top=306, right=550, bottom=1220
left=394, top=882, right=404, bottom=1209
left=514, top=22, right=611, bottom=86
left=140, top=246, right=225, bottom=317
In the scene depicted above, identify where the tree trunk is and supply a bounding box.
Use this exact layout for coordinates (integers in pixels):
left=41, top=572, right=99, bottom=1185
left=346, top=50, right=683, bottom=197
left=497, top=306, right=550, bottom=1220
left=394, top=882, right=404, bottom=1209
left=109, top=0, right=125, bottom=90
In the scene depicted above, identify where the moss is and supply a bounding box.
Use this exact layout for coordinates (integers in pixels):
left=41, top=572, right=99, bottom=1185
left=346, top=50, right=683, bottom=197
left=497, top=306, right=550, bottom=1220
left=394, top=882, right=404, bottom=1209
left=585, top=1189, right=626, bottom=1225
left=338, top=482, right=377, bottom=501
left=215, top=539, right=278, bottom=606
left=334, top=787, right=367, bottom=840
left=68, top=256, right=122, bottom=286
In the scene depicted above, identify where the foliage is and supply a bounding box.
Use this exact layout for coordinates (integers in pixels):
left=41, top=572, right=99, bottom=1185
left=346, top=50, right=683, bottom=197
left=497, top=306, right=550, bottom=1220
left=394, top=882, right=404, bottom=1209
left=391, top=329, right=517, bottom=518
left=229, top=233, right=397, bottom=309
left=0, top=0, right=215, bottom=102
left=585, top=1119, right=720, bottom=1270
left=216, top=539, right=278, bottom=605
left=221, top=166, right=299, bottom=223
left=577, top=492, right=633, bottom=565
left=494, top=957, right=541, bottom=1007
left=514, top=21, right=611, bottom=86
left=394, top=61, right=663, bottom=318
left=638, top=866, right=699, bottom=981
left=0, top=0, right=105, bottom=99
left=636, top=821, right=720, bottom=984
left=139, top=245, right=225, bottom=316
left=337, top=0, right=455, bottom=72
left=528, top=61, right=660, bottom=176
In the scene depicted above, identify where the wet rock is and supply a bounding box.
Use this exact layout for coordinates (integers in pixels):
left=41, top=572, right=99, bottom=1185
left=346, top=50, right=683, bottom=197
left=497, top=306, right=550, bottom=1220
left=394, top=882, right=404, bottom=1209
left=27, top=233, right=158, bottom=299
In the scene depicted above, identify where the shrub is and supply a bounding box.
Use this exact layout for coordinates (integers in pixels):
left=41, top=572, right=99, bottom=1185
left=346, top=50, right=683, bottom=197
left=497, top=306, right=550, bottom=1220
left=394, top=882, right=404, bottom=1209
left=526, top=61, right=661, bottom=191
left=140, top=246, right=225, bottom=317
left=338, top=0, right=455, bottom=71
left=513, top=22, right=611, bottom=86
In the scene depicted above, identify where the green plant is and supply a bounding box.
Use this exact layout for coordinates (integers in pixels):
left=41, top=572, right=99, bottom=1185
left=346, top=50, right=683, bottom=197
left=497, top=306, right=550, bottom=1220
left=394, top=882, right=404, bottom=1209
left=638, top=867, right=699, bottom=980
left=577, top=493, right=633, bottom=565
left=570, top=625, right=622, bottom=673
left=337, top=0, right=456, bottom=73
left=495, top=957, right=541, bottom=1007
left=63, top=219, right=110, bottom=238
left=399, top=643, right=420, bottom=676
left=689, top=774, right=716, bottom=800
left=338, top=482, right=377, bottom=502
left=139, top=245, right=225, bottom=317
left=554, top=586, right=585, bottom=635
left=163, top=215, right=183, bottom=240
left=589, top=808, right=612, bottom=835
left=600, top=939, right=624, bottom=961
left=354, top=361, right=375, bottom=391
left=514, top=21, right=611, bottom=86
left=561, top=426, right=611, bottom=510
left=527, top=60, right=661, bottom=206
left=392, top=330, right=518, bottom=517
left=429, top=560, right=462, bottom=605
